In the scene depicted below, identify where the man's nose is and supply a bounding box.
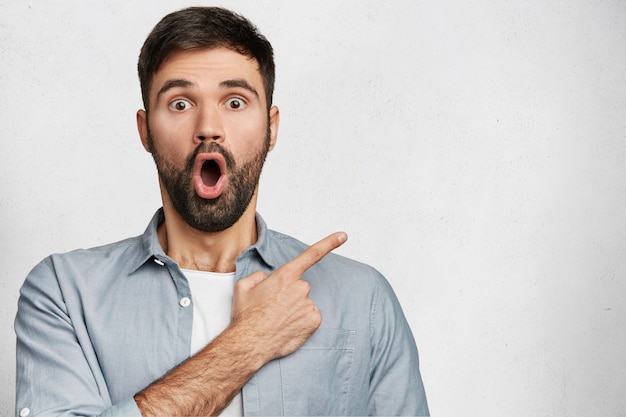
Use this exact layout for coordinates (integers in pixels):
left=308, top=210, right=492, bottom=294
left=194, top=106, right=224, bottom=143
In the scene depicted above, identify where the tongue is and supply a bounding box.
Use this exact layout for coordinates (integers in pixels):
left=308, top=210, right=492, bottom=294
left=201, top=160, right=221, bottom=186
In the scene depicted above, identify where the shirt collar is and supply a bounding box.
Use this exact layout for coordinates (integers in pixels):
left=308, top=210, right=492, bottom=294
left=242, top=212, right=277, bottom=269
left=128, top=209, right=167, bottom=274
left=129, top=208, right=278, bottom=274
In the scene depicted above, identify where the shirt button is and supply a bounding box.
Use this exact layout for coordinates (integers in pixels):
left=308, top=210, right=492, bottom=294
left=180, top=297, right=191, bottom=307
left=20, top=408, right=30, bottom=417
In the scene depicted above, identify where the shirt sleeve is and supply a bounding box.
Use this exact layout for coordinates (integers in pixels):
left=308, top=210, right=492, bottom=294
left=14, top=258, right=143, bottom=417
left=368, top=273, right=430, bottom=416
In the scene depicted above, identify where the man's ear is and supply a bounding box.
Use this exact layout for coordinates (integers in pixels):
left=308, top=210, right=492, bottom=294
left=136, top=109, right=151, bottom=153
left=268, top=105, right=280, bottom=151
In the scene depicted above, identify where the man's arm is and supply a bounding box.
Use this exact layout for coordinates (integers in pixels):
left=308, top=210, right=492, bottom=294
left=134, top=232, right=347, bottom=416
left=15, top=259, right=143, bottom=417
left=368, top=275, right=429, bottom=416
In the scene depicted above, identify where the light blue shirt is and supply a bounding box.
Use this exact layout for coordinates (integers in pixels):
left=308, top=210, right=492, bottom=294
left=15, top=210, right=429, bottom=416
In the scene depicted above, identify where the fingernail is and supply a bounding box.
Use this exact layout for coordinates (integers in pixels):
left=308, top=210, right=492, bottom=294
left=337, top=233, right=347, bottom=244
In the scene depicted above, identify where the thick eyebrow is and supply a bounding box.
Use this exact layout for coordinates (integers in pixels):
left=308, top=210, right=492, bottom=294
left=156, top=79, right=194, bottom=103
left=220, top=79, right=259, bottom=99
left=154, top=78, right=260, bottom=104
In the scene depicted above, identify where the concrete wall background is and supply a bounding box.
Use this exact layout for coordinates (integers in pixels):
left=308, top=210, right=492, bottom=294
left=1, top=1, right=625, bottom=415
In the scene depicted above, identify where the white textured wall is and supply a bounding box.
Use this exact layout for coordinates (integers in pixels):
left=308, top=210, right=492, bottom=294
left=2, top=1, right=626, bottom=415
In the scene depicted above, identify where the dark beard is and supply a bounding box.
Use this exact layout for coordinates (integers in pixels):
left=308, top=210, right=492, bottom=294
left=148, top=128, right=271, bottom=233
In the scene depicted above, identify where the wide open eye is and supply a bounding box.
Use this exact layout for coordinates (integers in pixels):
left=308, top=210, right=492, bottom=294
left=226, top=97, right=247, bottom=110
left=169, top=99, right=191, bottom=111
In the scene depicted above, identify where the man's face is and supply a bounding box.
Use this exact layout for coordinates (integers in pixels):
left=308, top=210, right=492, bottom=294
left=137, top=47, right=279, bottom=232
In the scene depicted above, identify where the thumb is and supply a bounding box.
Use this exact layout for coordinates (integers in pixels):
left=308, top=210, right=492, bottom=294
left=236, top=270, right=267, bottom=291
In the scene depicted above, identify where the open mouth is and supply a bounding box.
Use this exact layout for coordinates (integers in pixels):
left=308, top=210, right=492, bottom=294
left=201, top=159, right=221, bottom=187
left=193, top=153, right=227, bottom=199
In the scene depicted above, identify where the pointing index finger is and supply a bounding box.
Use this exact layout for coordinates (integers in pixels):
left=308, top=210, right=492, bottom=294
left=281, top=232, right=348, bottom=277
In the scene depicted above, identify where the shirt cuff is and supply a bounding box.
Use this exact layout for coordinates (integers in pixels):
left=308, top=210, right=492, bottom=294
left=99, top=397, right=142, bottom=417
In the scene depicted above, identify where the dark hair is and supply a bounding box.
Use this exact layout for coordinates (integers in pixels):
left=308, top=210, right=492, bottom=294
left=138, top=7, right=275, bottom=111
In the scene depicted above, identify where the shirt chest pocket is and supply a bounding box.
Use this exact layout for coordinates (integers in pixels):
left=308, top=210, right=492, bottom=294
left=278, top=328, right=357, bottom=416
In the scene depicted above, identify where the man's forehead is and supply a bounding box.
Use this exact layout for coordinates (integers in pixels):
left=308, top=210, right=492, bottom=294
left=155, top=47, right=261, bottom=81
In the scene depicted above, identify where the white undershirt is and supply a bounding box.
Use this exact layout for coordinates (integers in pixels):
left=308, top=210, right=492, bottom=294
left=182, top=268, right=243, bottom=416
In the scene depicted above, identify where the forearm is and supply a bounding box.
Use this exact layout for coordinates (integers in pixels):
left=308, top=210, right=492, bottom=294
left=134, top=323, right=266, bottom=417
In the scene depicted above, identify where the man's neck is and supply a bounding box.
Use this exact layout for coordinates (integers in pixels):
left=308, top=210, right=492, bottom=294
left=157, top=201, right=258, bottom=273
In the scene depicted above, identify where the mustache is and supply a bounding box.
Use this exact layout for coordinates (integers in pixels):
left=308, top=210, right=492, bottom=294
left=185, top=141, right=235, bottom=172
left=146, top=124, right=236, bottom=173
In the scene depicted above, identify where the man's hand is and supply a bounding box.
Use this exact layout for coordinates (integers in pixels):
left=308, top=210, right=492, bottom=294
left=232, top=232, right=348, bottom=361
left=136, top=232, right=347, bottom=416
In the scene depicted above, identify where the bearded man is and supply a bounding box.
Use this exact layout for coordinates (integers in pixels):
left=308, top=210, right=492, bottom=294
left=15, top=7, right=429, bottom=417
